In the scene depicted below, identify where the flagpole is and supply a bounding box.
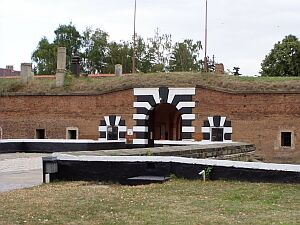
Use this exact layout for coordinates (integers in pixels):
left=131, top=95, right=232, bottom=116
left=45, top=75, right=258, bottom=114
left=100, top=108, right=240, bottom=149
left=132, top=0, right=137, bottom=74
left=204, top=0, right=208, bottom=72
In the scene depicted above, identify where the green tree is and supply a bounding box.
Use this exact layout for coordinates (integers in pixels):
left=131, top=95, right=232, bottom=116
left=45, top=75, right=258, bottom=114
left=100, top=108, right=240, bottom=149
left=261, top=35, right=300, bottom=77
left=88, top=29, right=109, bottom=73
left=31, top=37, right=57, bottom=75
left=147, top=29, right=173, bottom=72
left=54, top=22, right=82, bottom=69
left=169, top=39, right=202, bottom=72
left=105, top=41, right=132, bottom=73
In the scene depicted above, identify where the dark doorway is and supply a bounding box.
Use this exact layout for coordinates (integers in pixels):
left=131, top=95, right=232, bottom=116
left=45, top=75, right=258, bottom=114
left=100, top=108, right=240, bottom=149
left=107, top=126, right=119, bottom=140
left=148, top=104, right=182, bottom=141
left=67, top=130, right=78, bottom=139
left=35, top=129, right=45, bottom=139
left=211, top=128, right=224, bottom=142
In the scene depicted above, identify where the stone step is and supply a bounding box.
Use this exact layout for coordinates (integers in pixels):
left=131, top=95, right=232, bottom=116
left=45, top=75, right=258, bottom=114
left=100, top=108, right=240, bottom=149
left=126, top=175, right=170, bottom=185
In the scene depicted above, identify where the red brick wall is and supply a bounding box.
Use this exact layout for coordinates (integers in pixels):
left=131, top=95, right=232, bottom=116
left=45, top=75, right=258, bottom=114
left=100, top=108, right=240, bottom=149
left=0, top=90, right=135, bottom=140
left=193, top=87, right=300, bottom=163
left=0, top=87, right=299, bottom=163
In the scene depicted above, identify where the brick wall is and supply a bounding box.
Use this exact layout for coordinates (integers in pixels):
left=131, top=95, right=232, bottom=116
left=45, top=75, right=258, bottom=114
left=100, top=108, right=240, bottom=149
left=194, top=87, right=300, bottom=163
left=0, top=87, right=299, bottom=163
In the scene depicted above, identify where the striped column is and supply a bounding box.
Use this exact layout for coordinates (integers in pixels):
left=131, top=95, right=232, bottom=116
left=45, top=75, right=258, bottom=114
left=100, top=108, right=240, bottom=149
left=133, top=87, right=196, bottom=145
left=99, top=115, right=127, bottom=142
left=202, top=115, right=233, bottom=143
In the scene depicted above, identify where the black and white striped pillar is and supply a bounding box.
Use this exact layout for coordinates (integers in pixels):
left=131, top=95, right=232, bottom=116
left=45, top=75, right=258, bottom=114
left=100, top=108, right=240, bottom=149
left=133, top=87, right=196, bottom=145
left=99, top=115, right=127, bottom=142
left=201, top=115, right=232, bottom=142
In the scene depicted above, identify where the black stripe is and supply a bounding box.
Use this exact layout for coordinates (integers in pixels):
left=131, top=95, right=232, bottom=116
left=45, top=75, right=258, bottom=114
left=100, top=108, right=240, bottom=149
left=100, top=132, right=106, bottom=138
left=136, top=120, right=148, bottom=126
left=224, top=120, right=231, bottom=127
left=179, top=108, right=192, bottom=114
left=203, top=133, right=210, bottom=140
left=137, top=108, right=149, bottom=115
left=181, top=133, right=192, bottom=139
left=171, top=95, right=192, bottom=106
left=119, top=120, right=126, bottom=126
left=137, top=96, right=156, bottom=107
left=119, top=132, right=126, bottom=138
left=203, top=120, right=210, bottom=127
left=224, top=133, right=232, bottom=140
left=213, top=116, right=221, bottom=127
left=109, top=115, right=116, bottom=126
left=136, top=132, right=149, bottom=139
left=159, top=87, right=169, bottom=104
left=182, top=120, right=192, bottom=126
left=100, top=120, right=106, bottom=126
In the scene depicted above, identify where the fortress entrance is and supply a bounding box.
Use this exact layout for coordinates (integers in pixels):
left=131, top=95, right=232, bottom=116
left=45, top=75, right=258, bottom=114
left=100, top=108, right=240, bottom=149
left=148, top=104, right=182, bottom=141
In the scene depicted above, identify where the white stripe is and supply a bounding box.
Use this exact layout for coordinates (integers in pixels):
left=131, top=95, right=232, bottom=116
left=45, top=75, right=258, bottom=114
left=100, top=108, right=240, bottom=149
left=224, top=127, right=233, bottom=134
left=208, top=117, right=214, bottom=127
left=134, top=88, right=160, bottom=104
left=98, top=138, right=107, bottom=142
left=176, top=102, right=195, bottom=110
left=182, top=139, right=195, bottom=142
left=118, top=126, right=127, bottom=132
left=201, top=127, right=210, bottom=133
left=133, top=126, right=148, bottom=132
left=104, top=116, right=110, bottom=126
left=168, top=88, right=196, bottom=104
left=182, top=126, right=195, bottom=133
left=220, top=117, right=226, bottom=127
left=133, top=139, right=148, bottom=145
left=115, top=116, right=121, bottom=126
left=133, top=102, right=153, bottom=110
left=168, top=88, right=196, bottom=96
left=98, top=126, right=107, bottom=132
left=181, top=114, right=196, bottom=120
left=133, top=114, right=149, bottom=120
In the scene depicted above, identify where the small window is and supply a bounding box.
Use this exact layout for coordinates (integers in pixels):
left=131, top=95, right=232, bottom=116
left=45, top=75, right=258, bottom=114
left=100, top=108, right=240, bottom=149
left=212, top=128, right=223, bottom=142
left=281, top=132, right=292, bottom=147
left=107, top=126, right=118, bottom=140
left=36, top=129, right=45, bottom=139
left=67, top=130, right=78, bottom=139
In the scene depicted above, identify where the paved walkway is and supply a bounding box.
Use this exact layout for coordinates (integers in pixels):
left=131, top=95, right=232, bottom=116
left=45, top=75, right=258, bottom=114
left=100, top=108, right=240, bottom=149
left=0, top=153, right=48, bottom=192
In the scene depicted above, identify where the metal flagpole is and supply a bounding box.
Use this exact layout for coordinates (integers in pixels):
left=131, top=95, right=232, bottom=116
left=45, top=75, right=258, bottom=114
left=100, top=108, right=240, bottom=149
left=132, top=0, right=137, bottom=74
left=204, top=0, right=208, bottom=72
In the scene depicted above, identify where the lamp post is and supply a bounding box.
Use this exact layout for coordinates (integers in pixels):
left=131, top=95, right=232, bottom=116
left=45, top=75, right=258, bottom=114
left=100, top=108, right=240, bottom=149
left=132, top=0, right=137, bottom=74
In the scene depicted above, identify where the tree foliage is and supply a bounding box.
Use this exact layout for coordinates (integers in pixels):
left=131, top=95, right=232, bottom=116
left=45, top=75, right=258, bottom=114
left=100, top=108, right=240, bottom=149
left=169, top=39, right=202, bottom=72
left=32, top=23, right=205, bottom=75
left=32, top=37, right=57, bottom=74
left=261, top=35, right=300, bottom=77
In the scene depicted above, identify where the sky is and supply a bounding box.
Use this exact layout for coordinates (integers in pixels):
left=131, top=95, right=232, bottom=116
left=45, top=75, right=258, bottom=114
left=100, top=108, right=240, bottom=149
left=0, top=0, right=299, bottom=75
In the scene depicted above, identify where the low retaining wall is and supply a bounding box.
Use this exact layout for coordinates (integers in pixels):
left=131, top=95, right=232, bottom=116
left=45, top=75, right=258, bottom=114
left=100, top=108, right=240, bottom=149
left=44, top=155, right=300, bottom=184
left=0, top=140, right=127, bottom=153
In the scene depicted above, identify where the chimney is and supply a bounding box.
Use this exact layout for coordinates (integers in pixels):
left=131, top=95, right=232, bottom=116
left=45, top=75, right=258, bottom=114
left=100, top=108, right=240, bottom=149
left=20, top=63, right=33, bottom=84
left=56, top=47, right=67, bottom=87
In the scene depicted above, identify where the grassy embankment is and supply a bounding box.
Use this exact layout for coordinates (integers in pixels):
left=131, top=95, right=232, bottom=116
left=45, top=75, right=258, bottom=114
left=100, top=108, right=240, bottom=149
left=0, top=73, right=300, bottom=95
left=0, top=179, right=299, bottom=225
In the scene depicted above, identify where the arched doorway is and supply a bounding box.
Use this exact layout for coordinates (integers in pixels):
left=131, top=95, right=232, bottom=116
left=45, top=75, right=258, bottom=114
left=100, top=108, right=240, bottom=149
left=148, top=104, right=182, bottom=141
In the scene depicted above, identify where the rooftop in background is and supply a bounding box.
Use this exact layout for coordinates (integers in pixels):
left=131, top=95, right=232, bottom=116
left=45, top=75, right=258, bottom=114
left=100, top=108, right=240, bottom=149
left=0, top=66, right=20, bottom=77
left=0, top=72, right=299, bottom=95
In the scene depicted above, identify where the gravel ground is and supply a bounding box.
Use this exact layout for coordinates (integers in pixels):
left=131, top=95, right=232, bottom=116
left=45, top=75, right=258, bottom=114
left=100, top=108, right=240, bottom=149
left=0, top=153, right=49, bottom=192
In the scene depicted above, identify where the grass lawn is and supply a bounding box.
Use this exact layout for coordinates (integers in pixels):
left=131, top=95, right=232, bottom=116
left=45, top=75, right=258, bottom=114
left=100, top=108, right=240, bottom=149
left=0, top=179, right=299, bottom=225
left=0, top=73, right=300, bottom=95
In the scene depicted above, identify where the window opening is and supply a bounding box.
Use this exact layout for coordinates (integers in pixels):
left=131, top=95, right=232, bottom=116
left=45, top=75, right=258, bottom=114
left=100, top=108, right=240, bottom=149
left=36, top=129, right=45, bottom=139
left=281, top=132, right=292, bottom=147
left=211, top=128, right=223, bottom=142
left=107, top=126, right=118, bottom=140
